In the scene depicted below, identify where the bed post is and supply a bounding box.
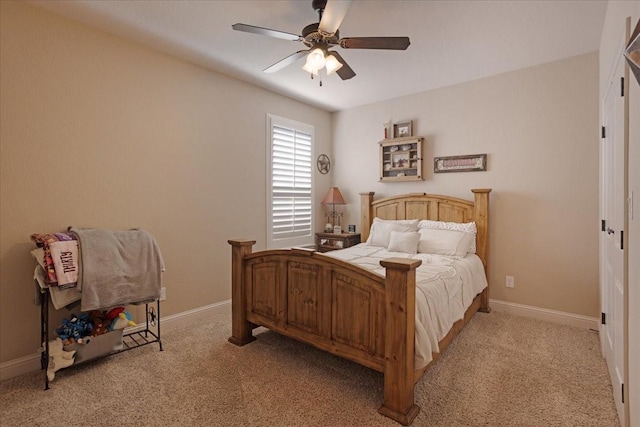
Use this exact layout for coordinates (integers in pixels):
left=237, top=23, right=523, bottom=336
left=360, top=192, right=375, bottom=242
left=227, top=239, right=257, bottom=346
left=378, top=258, right=422, bottom=425
left=471, top=189, right=491, bottom=313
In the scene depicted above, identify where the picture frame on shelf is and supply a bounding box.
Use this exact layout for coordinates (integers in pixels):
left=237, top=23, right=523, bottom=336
left=383, top=122, right=391, bottom=139
left=393, top=121, right=412, bottom=138
left=391, top=152, right=409, bottom=168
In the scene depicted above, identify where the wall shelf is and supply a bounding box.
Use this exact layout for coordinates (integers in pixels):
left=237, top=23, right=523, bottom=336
left=379, top=136, right=424, bottom=182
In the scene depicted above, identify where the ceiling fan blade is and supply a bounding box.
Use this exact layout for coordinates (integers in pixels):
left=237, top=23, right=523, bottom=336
left=232, top=23, right=301, bottom=41
left=328, top=51, right=355, bottom=80
left=319, top=0, right=353, bottom=35
left=263, top=50, right=310, bottom=73
left=340, top=37, right=410, bottom=50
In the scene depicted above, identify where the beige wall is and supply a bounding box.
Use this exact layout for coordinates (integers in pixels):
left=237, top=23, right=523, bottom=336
left=0, top=1, right=332, bottom=363
left=0, top=0, right=620, bottom=375
left=600, top=2, right=640, bottom=425
left=332, top=52, right=600, bottom=318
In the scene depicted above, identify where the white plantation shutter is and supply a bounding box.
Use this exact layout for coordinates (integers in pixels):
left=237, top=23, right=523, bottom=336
left=267, top=115, right=314, bottom=248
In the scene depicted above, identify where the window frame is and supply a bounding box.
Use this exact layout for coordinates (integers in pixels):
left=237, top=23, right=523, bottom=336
left=266, top=114, right=315, bottom=249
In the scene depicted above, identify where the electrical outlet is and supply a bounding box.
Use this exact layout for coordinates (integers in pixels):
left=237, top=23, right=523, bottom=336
left=160, top=287, right=166, bottom=301
left=506, top=276, right=515, bottom=288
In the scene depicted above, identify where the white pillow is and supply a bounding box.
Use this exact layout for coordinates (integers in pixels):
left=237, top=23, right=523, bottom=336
left=387, top=231, right=420, bottom=254
left=418, top=220, right=477, bottom=253
left=366, top=218, right=419, bottom=248
left=417, top=228, right=474, bottom=257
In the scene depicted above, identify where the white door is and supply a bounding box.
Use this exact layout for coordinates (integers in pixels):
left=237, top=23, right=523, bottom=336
left=600, top=31, right=628, bottom=425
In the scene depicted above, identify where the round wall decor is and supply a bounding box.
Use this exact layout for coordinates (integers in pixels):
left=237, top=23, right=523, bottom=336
left=317, top=154, right=331, bottom=174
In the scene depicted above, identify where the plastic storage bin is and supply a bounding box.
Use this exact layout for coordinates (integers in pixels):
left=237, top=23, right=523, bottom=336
left=64, top=329, right=124, bottom=364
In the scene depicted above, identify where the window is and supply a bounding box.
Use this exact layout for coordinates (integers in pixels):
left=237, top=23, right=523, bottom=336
left=267, top=115, right=314, bottom=249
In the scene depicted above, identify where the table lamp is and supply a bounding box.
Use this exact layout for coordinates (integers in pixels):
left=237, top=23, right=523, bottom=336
left=321, top=187, right=346, bottom=233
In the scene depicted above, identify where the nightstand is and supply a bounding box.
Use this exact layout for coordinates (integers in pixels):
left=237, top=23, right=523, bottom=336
left=315, top=232, right=361, bottom=253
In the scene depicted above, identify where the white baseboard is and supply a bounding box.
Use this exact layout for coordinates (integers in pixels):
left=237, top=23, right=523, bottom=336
left=0, top=300, right=231, bottom=382
left=489, top=299, right=599, bottom=330
left=2, top=299, right=596, bottom=381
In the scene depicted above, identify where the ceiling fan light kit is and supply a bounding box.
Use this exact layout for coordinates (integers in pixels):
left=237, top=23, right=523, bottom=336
left=302, top=47, right=344, bottom=76
left=232, top=0, right=410, bottom=83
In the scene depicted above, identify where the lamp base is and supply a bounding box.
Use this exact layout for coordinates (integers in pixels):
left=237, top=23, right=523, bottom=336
left=326, top=211, right=343, bottom=229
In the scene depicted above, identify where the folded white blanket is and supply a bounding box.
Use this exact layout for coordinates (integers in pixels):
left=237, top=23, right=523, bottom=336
left=69, top=227, right=164, bottom=311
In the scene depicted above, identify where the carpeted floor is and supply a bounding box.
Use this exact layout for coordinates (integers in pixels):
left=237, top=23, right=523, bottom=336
left=0, top=311, right=620, bottom=426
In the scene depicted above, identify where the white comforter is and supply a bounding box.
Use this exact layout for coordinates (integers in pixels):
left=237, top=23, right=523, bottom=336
left=323, top=243, right=487, bottom=369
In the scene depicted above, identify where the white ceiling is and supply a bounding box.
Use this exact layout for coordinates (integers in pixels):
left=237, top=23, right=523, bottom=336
left=30, top=0, right=608, bottom=112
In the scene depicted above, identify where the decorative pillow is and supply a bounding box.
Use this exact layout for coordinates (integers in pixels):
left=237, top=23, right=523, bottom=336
left=418, top=220, right=477, bottom=253
left=417, top=228, right=474, bottom=257
left=387, top=231, right=420, bottom=254
left=366, top=218, right=419, bottom=248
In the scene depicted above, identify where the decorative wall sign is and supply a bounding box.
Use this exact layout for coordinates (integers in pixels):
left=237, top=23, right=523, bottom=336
left=317, top=154, right=331, bottom=174
left=434, top=154, right=487, bottom=173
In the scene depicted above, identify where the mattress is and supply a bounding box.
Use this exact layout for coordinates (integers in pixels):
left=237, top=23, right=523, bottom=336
left=323, top=243, right=488, bottom=369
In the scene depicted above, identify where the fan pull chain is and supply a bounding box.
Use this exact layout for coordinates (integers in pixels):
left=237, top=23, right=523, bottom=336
left=310, top=73, right=323, bottom=87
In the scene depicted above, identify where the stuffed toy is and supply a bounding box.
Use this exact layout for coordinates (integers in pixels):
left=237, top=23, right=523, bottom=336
left=56, top=313, right=93, bottom=345
left=105, top=307, right=125, bottom=322
left=87, top=307, right=127, bottom=336
left=110, top=311, right=136, bottom=330
left=88, top=310, right=109, bottom=336
left=45, top=338, right=76, bottom=381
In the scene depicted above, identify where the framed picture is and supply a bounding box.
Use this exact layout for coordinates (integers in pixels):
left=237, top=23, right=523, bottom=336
left=434, top=154, right=487, bottom=173
left=393, top=121, right=412, bottom=138
left=391, top=152, right=409, bottom=168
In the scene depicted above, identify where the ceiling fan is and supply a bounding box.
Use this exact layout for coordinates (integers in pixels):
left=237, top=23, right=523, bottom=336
left=232, top=0, right=410, bottom=81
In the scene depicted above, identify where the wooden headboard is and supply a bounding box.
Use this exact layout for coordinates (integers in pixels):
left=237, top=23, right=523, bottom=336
left=359, top=189, right=491, bottom=271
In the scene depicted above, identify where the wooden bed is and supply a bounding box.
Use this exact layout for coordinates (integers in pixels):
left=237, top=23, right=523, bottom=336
left=228, top=188, right=491, bottom=425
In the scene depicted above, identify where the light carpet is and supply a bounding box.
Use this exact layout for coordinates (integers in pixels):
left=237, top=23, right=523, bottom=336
left=0, top=311, right=619, bottom=426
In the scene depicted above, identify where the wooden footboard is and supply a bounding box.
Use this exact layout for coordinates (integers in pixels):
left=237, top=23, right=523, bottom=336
left=228, top=242, right=422, bottom=424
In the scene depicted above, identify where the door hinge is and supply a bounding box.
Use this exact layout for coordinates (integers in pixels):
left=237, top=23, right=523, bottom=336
left=601, top=312, right=606, bottom=325
left=601, top=219, right=606, bottom=232
left=621, top=77, right=625, bottom=97
left=601, top=126, right=606, bottom=138
left=622, top=383, right=625, bottom=403
left=621, top=230, right=624, bottom=250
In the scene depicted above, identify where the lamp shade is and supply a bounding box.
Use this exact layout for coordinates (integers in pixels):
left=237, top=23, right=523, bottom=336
left=302, top=58, right=320, bottom=75
left=325, top=54, right=343, bottom=75
left=321, top=187, right=346, bottom=205
left=309, top=48, right=326, bottom=68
